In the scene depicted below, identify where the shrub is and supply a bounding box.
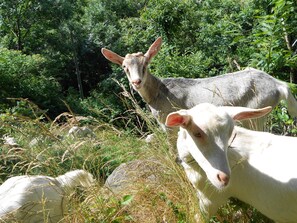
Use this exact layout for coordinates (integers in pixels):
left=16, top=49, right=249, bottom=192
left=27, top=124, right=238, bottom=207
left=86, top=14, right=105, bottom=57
left=0, top=48, right=64, bottom=116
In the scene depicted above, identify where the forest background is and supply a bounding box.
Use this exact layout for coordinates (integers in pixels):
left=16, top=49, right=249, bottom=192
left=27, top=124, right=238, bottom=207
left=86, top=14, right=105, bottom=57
left=1, top=0, right=297, bottom=124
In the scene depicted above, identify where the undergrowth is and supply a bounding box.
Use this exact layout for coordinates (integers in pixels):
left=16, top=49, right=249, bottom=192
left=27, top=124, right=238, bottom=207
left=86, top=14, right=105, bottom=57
left=0, top=91, right=296, bottom=222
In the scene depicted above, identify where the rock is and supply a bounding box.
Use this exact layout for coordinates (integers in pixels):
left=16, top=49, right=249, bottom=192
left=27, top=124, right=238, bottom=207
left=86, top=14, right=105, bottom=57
left=105, top=159, right=167, bottom=194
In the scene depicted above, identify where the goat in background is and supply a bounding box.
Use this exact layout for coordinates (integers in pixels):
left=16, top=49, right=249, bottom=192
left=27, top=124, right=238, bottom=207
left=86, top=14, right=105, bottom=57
left=101, top=37, right=297, bottom=132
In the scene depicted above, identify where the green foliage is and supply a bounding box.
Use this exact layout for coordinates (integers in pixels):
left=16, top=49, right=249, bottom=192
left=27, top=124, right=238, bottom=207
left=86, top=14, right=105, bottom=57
left=85, top=0, right=145, bottom=51
left=152, top=47, right=213, bottom=78
left=0, top=48, right=63, bottom=115
left=0, top=0, right=88, bottom=53
left=1, top=0, right=297, bottom=119
left=65, top=77, right=148, bottom=132
left=267, top=101, right=297, bottom=136
left=213, top=198, right=273, bottom=223
left=251, top=0, right=297, bottom=80
left=141, top=0, right=198, bottom=48
left=81, top=194, right=134, bottom=223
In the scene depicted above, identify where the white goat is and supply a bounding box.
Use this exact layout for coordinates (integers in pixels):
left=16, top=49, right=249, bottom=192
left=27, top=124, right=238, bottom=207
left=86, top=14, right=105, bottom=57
left=101, top=37, right=297, bottom=131
left=67, top=126, right=96, bottom=138
left=2, top=135, right=19, bottom=147
left=0, top=170, right=94, bottom=223
left=165, top=103, right=297, bottom=222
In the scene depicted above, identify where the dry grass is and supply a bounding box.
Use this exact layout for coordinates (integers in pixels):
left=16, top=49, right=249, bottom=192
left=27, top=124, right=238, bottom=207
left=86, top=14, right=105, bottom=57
left=1, top=92, right=293, bottom=222
left=0, top=99, right=202, bottom=222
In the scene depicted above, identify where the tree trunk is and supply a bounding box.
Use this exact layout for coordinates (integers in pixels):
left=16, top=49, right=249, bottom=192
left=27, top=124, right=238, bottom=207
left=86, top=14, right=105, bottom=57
left=74, top=54, right=84, bottom=99
left=290, top=69, right=297, bottom=84
left=70, top=30, right=84, bottom=99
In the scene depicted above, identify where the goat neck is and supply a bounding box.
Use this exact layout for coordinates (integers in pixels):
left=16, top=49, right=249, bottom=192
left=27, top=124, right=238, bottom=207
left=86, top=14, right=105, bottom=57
left=228, top=126, right=272, bottom=166
left=137, top=70, right=162, bottom=104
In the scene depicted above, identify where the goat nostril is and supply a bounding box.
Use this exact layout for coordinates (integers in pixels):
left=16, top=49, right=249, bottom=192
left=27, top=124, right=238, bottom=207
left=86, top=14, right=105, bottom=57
left=217, top=172, right=229, bottom=186
left=132, top=79, right=142, bottom=86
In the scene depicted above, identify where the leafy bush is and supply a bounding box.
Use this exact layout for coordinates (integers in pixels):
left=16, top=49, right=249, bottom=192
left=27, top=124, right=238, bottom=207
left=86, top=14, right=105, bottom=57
left=152, top=47, right=214, bottom=78
left=250, top=0, right=297, bottom=81
left=0, top=48, right=64, bottom=116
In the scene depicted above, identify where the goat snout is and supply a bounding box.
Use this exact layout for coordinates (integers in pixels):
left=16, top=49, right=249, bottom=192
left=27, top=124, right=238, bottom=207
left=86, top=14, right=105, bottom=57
left=217, top=172, right=230, bottom=186
left=132, top=79, right=142, bottom=87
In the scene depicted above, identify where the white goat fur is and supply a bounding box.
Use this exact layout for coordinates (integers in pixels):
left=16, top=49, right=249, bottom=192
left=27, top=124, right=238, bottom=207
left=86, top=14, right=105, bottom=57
left=67, top=126, right=95, bottom=138
left=166, top=103, right=297, bottom=222
left=0, top=170, right=94, bottom=222
left=102, top=37, right=297, bottom=131
left=2, top=135, right=19, bottom=147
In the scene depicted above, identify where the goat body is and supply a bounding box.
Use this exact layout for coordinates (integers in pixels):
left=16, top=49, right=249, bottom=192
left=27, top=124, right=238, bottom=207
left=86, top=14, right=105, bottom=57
left=166, top=103, right=297, bottom=222
left=0, top=170, right=94, bottom=223
left=102, top=37, right=297, bottom=130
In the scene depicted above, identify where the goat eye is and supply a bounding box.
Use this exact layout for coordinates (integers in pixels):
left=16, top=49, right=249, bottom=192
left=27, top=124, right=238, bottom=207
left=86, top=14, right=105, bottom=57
left=123, top=66, right=129, bottom=74
left=194, top=132, right=202, bottom=138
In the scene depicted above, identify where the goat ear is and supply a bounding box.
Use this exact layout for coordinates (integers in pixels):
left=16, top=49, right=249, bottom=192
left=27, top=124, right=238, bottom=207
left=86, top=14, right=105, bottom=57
left=144, top=37, right=162, bottom=61
left=165, top=110, right=190, bottom=127
left=223, top=106, right=272, bottom=121
left=101, top=48, right=124, bottom=66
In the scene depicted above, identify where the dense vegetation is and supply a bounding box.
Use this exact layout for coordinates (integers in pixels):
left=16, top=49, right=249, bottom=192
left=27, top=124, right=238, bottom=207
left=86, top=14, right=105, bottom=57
left=1, top=0, right=297, bottom=119
left=0, top=0, right=296, bottom=222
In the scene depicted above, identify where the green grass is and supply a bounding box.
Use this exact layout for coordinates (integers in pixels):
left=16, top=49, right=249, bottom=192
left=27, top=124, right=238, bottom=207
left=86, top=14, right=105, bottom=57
left=0, top=109, right=200, bottom=222
left=0, top=95, right=296, bottom=222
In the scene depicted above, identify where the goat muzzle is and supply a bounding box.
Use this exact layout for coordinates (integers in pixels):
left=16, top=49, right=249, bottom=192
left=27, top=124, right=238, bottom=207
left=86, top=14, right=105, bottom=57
left=132, top=79, right=142, bottom=88
left=217, top=172, right=230, bottom=186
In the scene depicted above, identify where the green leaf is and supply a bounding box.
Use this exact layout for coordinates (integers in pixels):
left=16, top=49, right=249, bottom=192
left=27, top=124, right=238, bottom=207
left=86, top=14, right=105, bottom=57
left=121, top=194, right=134, bottom=206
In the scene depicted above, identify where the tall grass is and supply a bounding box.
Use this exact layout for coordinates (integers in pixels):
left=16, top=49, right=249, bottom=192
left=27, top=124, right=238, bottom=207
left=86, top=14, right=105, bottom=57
left=0, top=96, right=200, bottom=222
left=1, top=89, right=295, bottom=222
